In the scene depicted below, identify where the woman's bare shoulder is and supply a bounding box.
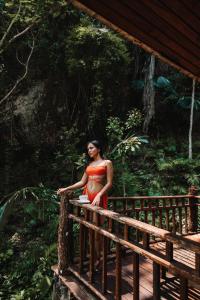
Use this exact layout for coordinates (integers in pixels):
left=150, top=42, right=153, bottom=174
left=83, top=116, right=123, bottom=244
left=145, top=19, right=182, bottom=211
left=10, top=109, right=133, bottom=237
left=105, top=159, right=113, bottom=166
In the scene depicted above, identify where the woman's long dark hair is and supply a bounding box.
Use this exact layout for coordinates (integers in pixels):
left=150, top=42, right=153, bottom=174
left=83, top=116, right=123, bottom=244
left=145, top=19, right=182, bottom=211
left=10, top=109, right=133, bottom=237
left=86, top=140, right=104, bottom=163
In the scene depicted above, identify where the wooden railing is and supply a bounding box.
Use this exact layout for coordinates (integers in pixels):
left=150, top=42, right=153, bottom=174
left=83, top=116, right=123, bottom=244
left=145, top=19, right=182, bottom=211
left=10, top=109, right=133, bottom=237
left=57, top=193, right=200, bottom=300
left=108, top=195, right=199, bottom=234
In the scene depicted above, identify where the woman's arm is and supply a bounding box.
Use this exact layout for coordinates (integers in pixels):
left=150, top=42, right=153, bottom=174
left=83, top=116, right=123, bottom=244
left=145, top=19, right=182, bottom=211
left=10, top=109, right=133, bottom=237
left=91, top=160, right=113, bottom=205
left=98, top=160, right=113, bottom=196
left=57, top=172, right=88, bottom=195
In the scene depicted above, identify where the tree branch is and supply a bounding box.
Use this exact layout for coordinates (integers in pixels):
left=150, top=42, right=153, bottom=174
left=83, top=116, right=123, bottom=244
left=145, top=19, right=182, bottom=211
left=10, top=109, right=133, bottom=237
left=0, top=36, right=35, bottom=106
left=0, top=2, right=21, bottom=50
left=8, top=22, right=35, bottom=45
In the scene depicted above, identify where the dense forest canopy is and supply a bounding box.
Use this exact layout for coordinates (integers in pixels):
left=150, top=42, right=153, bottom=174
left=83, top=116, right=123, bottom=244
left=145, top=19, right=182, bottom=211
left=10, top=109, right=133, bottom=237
left=1, top=1, right=200, bottom=299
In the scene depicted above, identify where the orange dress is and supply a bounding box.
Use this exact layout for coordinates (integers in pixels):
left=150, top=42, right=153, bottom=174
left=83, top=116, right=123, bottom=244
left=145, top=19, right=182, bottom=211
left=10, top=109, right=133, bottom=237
left=83, top=165, right=108, bottom=209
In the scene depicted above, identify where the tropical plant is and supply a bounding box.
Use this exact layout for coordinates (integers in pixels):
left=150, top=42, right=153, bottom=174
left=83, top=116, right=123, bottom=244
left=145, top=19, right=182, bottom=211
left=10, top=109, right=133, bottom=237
left=106, top=111, right=148, bottom=196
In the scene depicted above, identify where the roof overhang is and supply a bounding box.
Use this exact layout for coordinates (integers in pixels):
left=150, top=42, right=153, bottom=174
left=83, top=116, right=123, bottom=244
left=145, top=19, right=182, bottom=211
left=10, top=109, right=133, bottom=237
left=68, top=0, right=200, bottom=82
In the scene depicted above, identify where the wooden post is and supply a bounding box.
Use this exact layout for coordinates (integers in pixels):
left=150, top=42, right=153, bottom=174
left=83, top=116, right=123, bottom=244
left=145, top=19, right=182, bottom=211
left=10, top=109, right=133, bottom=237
left=58, top=192, right=73, bottom=275
left=143, top=233, right=150, bottom=250
left=115, top=243, right=122, bottom=300
left=161, top=241, right=173, bottom=279
left=133, top=252, right=139, bottom=300
left=79, top=223, right=84, bottom=273
left=188, top=186, right=198, bottom=232
left=124, top=224, right=129, bottom=240
left=195, top=253, right=200, bottom=276
left=153, top=262, right=160, bottom=300
left=180, top=277, right=188, bottom=300
left=102, top=236, right=108, bottom=293
left=89, top=228, right=95, bottom=283
left=166, top=241, right=173, bottom=261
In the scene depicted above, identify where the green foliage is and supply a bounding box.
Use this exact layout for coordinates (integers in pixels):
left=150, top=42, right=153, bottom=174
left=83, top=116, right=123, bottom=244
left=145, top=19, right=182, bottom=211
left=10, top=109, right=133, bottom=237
left=177, top=96, right=200, bottom=110
left=155, top=76, right=171, bottom=88
left=106, top=113, right=148, bottom=195
left=125, top=108, right=143, bottom=130
left=0, top=187, right=58, bottom=299
left=106, top=117, right=123, bottom=145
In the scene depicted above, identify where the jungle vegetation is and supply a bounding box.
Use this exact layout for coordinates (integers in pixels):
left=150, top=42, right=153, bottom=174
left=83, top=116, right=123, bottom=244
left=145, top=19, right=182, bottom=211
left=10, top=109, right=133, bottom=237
left=0, top=1, right=200, bottom=299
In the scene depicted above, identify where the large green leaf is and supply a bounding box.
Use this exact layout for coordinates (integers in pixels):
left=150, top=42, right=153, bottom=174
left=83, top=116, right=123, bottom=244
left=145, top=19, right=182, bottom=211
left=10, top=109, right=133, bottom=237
left=155, top=76, right=171, bottom=88
left=177, top=96, right=200, bottom=110
left=0, top=192, right=18, bottom=231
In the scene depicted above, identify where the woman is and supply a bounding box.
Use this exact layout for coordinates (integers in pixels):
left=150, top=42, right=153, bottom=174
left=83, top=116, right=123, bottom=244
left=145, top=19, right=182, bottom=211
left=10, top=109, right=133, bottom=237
left=57, top=140, right=113, bottom=270
left=57, top=140, right=113, bottom=209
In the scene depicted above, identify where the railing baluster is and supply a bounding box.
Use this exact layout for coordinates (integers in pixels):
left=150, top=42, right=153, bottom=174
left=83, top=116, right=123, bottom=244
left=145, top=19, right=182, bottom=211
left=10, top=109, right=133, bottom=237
left=162, top=241, right=173, bottom=279
left=84, top=208, right=89, bottom=260
left=133, top=252, right=139, bottom=300
left=180, top=277, right=188, bottom=300
left=132, top=200, right=135, bottom=219
left=77, top=206, right=81, bottom=217
left=153, top=262, right=160, bottom=300
left=79, top=223, right=84, bottom=273
left=159, top=207, right=162, bottom=229
left=195, top=253, right=200, bottom=276
left=136, top=210, right=140, bottom=241
left=185, top=206, right=188, bottom=233
left=144, top=210, right=148, bottom=224
left=156, top=200, right=159, bottom=227
left=178, top=206, right=182, bottom=234
left=143, top=233, right=150, bottom=250
left=115, top=243, right=122, bottom=300
left=166, top=241, right=173, bottom=261
left=102, top=236, right=108, bottom=293
left=172, top=199, right=176, bottom=233
left=108, top=218, right=113, bottom=254
left=124, top=224, right=129, bottom=240
left=89, top=228, right=95, bottom=283
left=166, top=207, right=169, bottom=231
left=152, top=209, right=156, bottom=227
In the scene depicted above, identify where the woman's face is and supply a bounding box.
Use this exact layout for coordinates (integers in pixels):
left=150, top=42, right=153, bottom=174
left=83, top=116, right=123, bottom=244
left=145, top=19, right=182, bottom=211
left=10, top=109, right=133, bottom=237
left=87, top=143, right=99, bottom=158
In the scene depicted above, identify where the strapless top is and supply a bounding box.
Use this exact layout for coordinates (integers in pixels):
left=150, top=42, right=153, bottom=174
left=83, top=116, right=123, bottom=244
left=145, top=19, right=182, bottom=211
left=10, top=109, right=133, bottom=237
left=85, top=165, right=107, bottom=176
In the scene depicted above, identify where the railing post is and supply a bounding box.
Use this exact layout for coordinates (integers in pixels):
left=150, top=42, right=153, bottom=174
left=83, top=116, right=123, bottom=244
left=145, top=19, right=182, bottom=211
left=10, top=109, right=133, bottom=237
left=133, top=252, right=139, bottom=300
left=143, top=233, right=150, bottom=250
left=58, top=192, right=73, bottom=275
left=188, top=186, right=198, bottom=232
left=115, top=242, right=122, bottom=300
left=180, top=277, right=188, bottom=300
left=153, top=262, right=160, bottom=300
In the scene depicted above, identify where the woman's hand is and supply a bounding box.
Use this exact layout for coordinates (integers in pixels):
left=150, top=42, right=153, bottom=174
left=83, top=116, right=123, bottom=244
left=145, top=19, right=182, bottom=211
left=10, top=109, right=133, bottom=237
left=57, top=187, right=68, bottom=195
left=91, top=193, right=102, bottom=206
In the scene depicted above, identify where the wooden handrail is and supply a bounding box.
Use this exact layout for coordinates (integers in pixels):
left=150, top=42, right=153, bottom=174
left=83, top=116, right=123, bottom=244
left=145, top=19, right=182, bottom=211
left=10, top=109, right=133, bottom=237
left=108, top=195, right=193, bottom=200
left=69, top=200, right=200, bottom=253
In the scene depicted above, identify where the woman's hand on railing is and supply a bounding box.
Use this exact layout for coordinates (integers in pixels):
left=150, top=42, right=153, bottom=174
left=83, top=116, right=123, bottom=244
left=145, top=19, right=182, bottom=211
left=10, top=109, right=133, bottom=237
left=57, top=187, right=70, bottom=195
left=91, top=193, right=101, bottom=206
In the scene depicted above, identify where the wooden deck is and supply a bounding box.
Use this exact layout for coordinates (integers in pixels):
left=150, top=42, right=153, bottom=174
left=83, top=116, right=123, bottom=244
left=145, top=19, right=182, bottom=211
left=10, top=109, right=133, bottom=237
left=54, top=193, right=200, bottom=299
left=52, top=245, right=200, bottom=300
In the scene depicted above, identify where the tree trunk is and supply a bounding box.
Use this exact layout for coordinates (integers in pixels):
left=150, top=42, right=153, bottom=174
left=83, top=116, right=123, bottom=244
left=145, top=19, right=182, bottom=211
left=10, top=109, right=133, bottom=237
left=189, top=79, right=196, bottom=160
left=142, top=55, right=155, bottom=133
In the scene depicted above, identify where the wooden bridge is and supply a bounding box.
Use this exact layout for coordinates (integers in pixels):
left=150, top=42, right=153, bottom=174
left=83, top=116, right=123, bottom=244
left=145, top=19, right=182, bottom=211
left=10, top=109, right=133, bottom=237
left=52, top=190, right=200, bottom=299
